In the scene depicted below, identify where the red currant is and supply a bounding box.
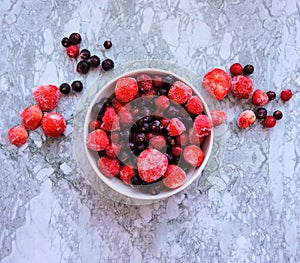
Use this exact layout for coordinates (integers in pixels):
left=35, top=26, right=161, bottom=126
left=229, top=63, right=243, bottom=76
left=263, top=116, right=276, bottom=128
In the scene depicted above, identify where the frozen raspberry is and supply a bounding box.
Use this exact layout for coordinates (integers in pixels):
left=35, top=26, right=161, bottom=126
left=168, top=81, right=192, bottom=105
left=120, top=165, right=135, bottom=185
left=101, top=106, right=120, bottom=131
left=86, top=129, right=110, bottom=151
left=263, top=116, right=277, bottom=128
left=210, top=110, right=227, bottom=127
left=112, top=99, right=126, bottom=113
left=188, top=128, right=204, bottom=145
left=33, top=85, right=60, bottom=111
left=153, top=75, right=163, bottom=88
left=41, top=112, right=66, bottom=138
left=193, top=115, right=212, bottom=137
left=8, top=125, right=28, bottom=146
left=106, top=143, right=121, bottom=158
left=88, top=120, right=101, bottom=131
left=237, top=110, right=256, bottom=129
left=163, top=165, right=186, bottom=189
left=137, top=74, right=152, bottom=92
left=160, top=118, right=170, bottom=128
left=176, top=132, right=189, bottom=146
left=137, top=149, right=168, bottom=183
left=183, top=145, right=205, bottom=167
left=172, top=146, right=182, bottom=156
left=155, top=95, right=170, bottom=110
left=118, top=109, right=133, bottom=127
left=20, top=105, right=42, bottom=130
left=97, top=157, right=120, bottom=177
left=251, top=89, right=269, bottom=106
left=66, top=45, right=79, bottom=58
left=168, top=118, right=186, bottom=136
left=229, top=63, right=243, bottom=76
left=149, top=135, right=166, bottom=149
left=186, top=96, right=203, bottom=115
left=115, top=77, right=138, bottom=103
left=231, top=75, right=253, bottom=99
left=202, top=68, right=231, bottom=100
left=280, top=89, right=293, bottom=101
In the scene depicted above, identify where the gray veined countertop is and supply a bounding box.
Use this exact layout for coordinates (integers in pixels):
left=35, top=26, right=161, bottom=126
left=1, top=0, right=300, bottom=262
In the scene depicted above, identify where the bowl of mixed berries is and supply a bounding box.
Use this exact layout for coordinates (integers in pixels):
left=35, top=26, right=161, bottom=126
left=84, top=69, right=213, bottom=201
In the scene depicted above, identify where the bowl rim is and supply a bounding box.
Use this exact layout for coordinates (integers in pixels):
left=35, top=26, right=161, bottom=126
left=84, top=68, right=214, bottom=201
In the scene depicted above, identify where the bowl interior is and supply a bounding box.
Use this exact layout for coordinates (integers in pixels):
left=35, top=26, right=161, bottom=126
left=84, top=68, right=213, bottom=201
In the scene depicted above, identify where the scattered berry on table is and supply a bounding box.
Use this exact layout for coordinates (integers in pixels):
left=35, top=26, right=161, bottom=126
left=251, top=89, right=269, bottom=106
left=61, top=37, right=70, bottom=48
left=33, top=84, right=60, bottom=111
left=266, top=91, right=276, bottom=101
left=71, top=80, right=83, bottom=92
left=273, top=110, right=283, bottom=120
left=101, top=58, right=114, bottom=71
left=243, top=64, right=254, bottom=75
left=119, top=165, right=135, bottom=185
left=263, top=116, right=277, bottom=128
left=41, top=112, right=66, bottom=138
left=230, top=63, right=243, bottom=76
left=210, top=109, right=227, bottom=126
left=115, top=77, right=138, bottom=103
left=183, top=145, right=205, bottom=167
left=59, top=83, right=71, bottom=94
left=255, top=107, right=267, bottom=119
left=231, top=75, right=253, bottom=99
left=66, top=45, right=79, bottom=58
left=280, top=89, right=293, bottom=101
left=168, top=81, right=192, bottom=104
left=103, top=40, right=112, bottom=49
left=168, top=118, right=186, bottom=136
left=86, top=129, right=110, bottom=151
left=8, top=125, right=28, bottom=146
left=69, top=32, right=81, bottom=45
left=97, top=156, right=120, bottom=177
left=79, top=49, right=91, bottom=60
left=77, top=60, right=90, bottom=74
left=193, top=115, right=212, bottom=137
left=20, top=105, right=42, bottom=130
left=137, top=74, right=152, bottom=92
left=186, top=96, right=203, bottom=115
left=163, top=165, right=186, bottom=189
left=237, top=110, right=256, bottom=129
left=88, top=55, right=101, bottom=68
left=88, top=120, right=101, bottom=131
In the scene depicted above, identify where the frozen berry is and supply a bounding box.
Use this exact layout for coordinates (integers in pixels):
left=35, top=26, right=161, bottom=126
left=255, top=107, right=267, bottom=119
left=193, top=115, right=212, bottom=137
left=86, top=129, right=109, bottom=151
left=280, top=89, right=293, bottom=101
left=164, top=74, right=175, bottom=85
left=97, top=157, right=120, bottom=177
left=79, top=49, right=91, bottom=60
left=8, top=125, right=28, bottom=146
left=103, top=40, right=112, bottom=49
left=168, top=118, right=186, bottom=136
left=188, top=127, right=203, bottom=145
left=243, top=64, right=254, bottom=75
left=163, top=165, right=186, bottom=189
left=102, top=59, right=114, bottom=71
left=231, top=75, right=253, bottom=99
left=61, top=37, right=70, bottom=48
left=183, top=145, right=205, bottom=167
left=229, top=63, right=243, bottom=76
left=69, top=32, right=81, bottom=45
left=120, top=165, right=135, bottom=185
left=176, top=132, right=188, bottom=146
left=150, top=120, right=161, bottom=132
left=59, top=83, right=71, bottom=94
left=273, top=110, right=283, bottom=120
left=263, top=116, right=277, bottom=128
left=158, top=87, right=168, bottom=96
left=20, top=105, right=42, bottom=130
left=210, top=110, right=227, bottom=126
left=115, top=77, right=138, bottom=103
left=88, top=55, right=101, bottom=68
left=186, top=96, right=203, bottom=115
left=202, top=68, right=231, bottom=100
left=101, top=106, right=120, bottom=131
left=71, top=80, right=83, bottom=92
left=153, top=75, right=163, bottom=88
left=237, top=110, right=256, bottom=129
left=266, top=91, right=276, bottom=101
left=88, top=120, right=101, bottom=131
left=106, top=143, right=121, bottom=158
left=135, top=133, right=146, bottom=143
left=41, top=112, right=66, bottom=138
left=137, top=74, right=152, bottom=92
left=155, top=95, right=170, bottom=110
left=168, top=81, right=192, bottom=104
left=66, top=45, right=79, bottom=58
left=33, top=84, right=60, bottom=111
left=77, top=60, right=90, bottom=74
left=149, top=135, right=166, bottom=150
left=172, top=146, right=182, bottom=156
left=251, top=89, right=269, bottom=106
left=118, top=109, right=133, bottom=127
left=137, top=149, right=168, bottom=183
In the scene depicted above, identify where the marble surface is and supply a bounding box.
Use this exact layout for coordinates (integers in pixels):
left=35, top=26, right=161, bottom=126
left=1, top=0, right=300, bottom=262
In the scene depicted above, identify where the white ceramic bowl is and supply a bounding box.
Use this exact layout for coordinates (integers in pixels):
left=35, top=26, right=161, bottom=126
left=84, top=68, right=213, bottom=201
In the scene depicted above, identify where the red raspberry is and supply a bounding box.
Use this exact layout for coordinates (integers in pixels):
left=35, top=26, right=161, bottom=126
left=41, top=112, right=66, bottom=138
left=176, top=132, right=189, bottom=146
left=193, top=115, right=212, bottom=137
left=149, top=135, right=166, bottom=149
left=153, top=75, right=163, bottom=88
left=280, top=89, right=293, bottom=101
left=251, top=89, right=269, bottom=106
left=137, top=149, right=168, bottom=182
left=202, top=68, right=231, bottom=100
left=188, top=128, right=204, bottom=145
left=155, top=95, right=170, bottom=110
left=237, top=110, right=256, bottom=129
left=88, top=120, right=101, bottom=131
left=33, top=85, right=60, bottom=111
left=119, top=165, right=135, bottom=185
left=137, top=74, right=152, bottom=92
left=229, top=63, right=243, bottom=76
left=231, top=75, right=253, bottom=99
left=168, top=81, right=192, bottom=104
left=183, top=145, right=205, bottom=167
left=8, top=125, right=28, bottom=146
left=106, top=143, right=121, bottom=158
left=210, top=110, right=227, bottom=127
left=86, top=129, right=109, bottom=151
left=160, top=118, right=170, bottom=128
left=101, top=106, right=120, bottom=131
left=66, top=45, right=79, bottom=58
left=115, top=77, right=138, bottom=103
left=172, top=146, right=182, bottom=156
left=118, top=109, right=133, bottom=127
left=163, top=165, right=186, bottom=189
left=97, top=157, right=120, bottom=177
left=263, top=116, right=277, bottom=128
left=20, top=105, right=42, bottom=130
left=168, top=118, right=186, bottom=136
left=186, top=96, right=203, bottom=115
left=112, top=99, right=126, bottom=113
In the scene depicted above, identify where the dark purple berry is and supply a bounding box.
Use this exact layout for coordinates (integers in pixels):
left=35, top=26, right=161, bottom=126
left=273, top=110, right=283, bottom=120
left=88, top=55, right=101, bottom=67
left=255, top=107, right=267, bottom=119
left=243, top=64, right=254, bottom=75
left=158, top=87, right=168, bottom=96
left=141, top=122, right=150, bottom=132
left=69, top=32, right=81, bottom=45
left=166, top=136, right=176, bottom=146
left=80, top=49, right=91, bottom=60
left=101, top=59, right=114, bottom=71
left=61, top=37, right=70, bottom=48
left=131, top=174, right=143, bottom=185
left=76, top=61, right=90, bottom=74
left=59, top=83, right=71, bottom=94
left=266, top=91, right=276, bottom=101
left=71, top=80, right=83, bottom=92
left=164, top=74, right=175, bottom=84
left=103, top=40, right=112, bottom=49
left=151, top=120, right=161, bottom=132
left=135, top=133, right=146, bottom=143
